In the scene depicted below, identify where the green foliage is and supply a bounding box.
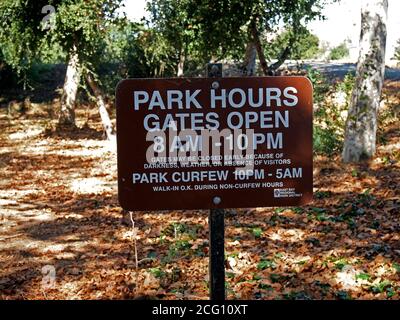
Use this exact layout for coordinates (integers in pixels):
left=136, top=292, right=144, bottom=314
left=355, top=273, right=371, bottom=281
left=307, top=67, right=330, bottom=104
left=149, top=267, right=166, bottom=278
left=251, top=227, right=263, bottom=238
left=38, top=41, right=66, bottom=64
left=311, top=70, right=355, bottom=157
left=257, top=259, right=276, bottom=270
left=100, top=19, right=167, bottom=78
left=270, top=29, right=320, bottom=60
left=145, top=0, right=254, bottom=75
left=0, top=0, right=124, bottom=91
left=269, top=273, right=292, bottom=283
left=386, top=287, right=396, bottom=298
left=0, top=0, right=63, bottom=89
left=83, top=20, right=175, bottom=96
left=162, top=239, right=192, bottom=263
left=313, top=126, right=342, bottom=156
left=283, top=291, right=312, bottom=300
left=356, top=189, right=375, bottom=206
left=309, top=207, right=328, bottom=221
left=292, top=207, right=305, bottom=214
left=95, top=15, right=197, bottom=93
left=393, top=263, right=400, bottom=273
left=333, top=258, right=349, bottom=271
left=328, top=42, right=349, bottom=60
left=48, top=0, right=123, bottom=58
left=370, top=280, right=392, bottom=294
left=147, top=0, right=201, bottom=71
left=1, top=0, right=334, bottom=83
left=258, top=283, right=272, bottom=291
left=0, top=0, right=51, bottom=75
left=146, top=0, right=331, bottom=75
left=314, top=281, right=331, bottom=295
left=139, top=28, right=181, bottom=77
left=162, top=222, right=201, bottom=239
left=159, top=221, right=205, bottom=263
left=309, top=68, right=341, bottom=156
left=314, top=190, right=331, bottom=199
left=337, top=73, right=355, bottom=109
left=274, top=252, right=284, bottom=259
left=269, top=273, right=282, bottom=283
left=44, top=0, right=125, bottom=95
left=27, top=62, right=56, bottom=85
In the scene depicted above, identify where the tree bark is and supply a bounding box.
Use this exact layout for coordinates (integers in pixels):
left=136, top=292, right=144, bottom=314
left=249, top=19, right=269, bottom=76
left=268, top=43, right=292, bottom=72
left=59, top=43, right=80, bottom=126
left=342, top=0, right=388, bottom=163
left=86, top=74, right=116, bottom=142
left=241, top=41, right=257, bottom=76
left=177, top=48, right=186, bottom=77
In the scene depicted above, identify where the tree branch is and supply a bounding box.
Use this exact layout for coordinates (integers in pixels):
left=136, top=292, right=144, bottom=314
left=249, top=18, right=269, bottom=76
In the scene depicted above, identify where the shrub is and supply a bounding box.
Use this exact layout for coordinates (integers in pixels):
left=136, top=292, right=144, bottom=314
left=313, top=126, right=342, bottom=157
left=307, top=67, right=330, bottom=105
left=308, top=69, right=355, bottom=157
left=269, top=29, right=320, bottom=60
left=328, top=42, right=349, bottom=60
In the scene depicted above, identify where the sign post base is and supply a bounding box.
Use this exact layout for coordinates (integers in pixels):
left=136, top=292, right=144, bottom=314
left=209, top=208, right=225, bottom=300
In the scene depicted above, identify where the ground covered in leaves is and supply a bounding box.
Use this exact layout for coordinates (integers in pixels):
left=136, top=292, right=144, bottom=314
left=0, top=83, right=399, bottom=300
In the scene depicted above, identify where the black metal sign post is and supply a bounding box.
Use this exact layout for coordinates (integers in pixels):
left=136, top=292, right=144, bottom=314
left=209, top=207, right=225, bottom=300
left=207, top=63, right=226, bottom=301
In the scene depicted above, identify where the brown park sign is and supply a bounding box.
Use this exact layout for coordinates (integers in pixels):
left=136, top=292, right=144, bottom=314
left=116, top=77, right=313, bottom=211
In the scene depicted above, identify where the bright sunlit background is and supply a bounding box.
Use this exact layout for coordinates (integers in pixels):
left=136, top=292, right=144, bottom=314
left=122, top=0, right=400, bottom=64
left=308, top=0, right=400, bottom=63
left=122, top=0, right=148, bottom=22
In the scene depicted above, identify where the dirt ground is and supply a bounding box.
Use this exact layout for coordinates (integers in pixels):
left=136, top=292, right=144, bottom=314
left=0, top=84, right=399, bottom=300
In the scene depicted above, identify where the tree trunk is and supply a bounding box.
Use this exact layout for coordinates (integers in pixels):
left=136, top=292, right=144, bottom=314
left=342, top=0, right=388, bottom=163
left=59, top=44, right=80, bottom=126
left=249, top=20, right=269, bottom=76
left=268, top=44, right=292, bottom=73
left=177, top=48, right=186, bottom=77
left=86, top=74, right=116, bottom=142
left=241, top=41, right=257, bottom=76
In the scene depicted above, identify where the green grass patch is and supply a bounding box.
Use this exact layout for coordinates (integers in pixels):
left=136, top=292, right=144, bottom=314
left=257, top=259, right=277, bottom=270
left=355, top=273, right=371, bottom=281
left=149, top=267, right=165, bottom=278
left=370, top=280, right=392, bottom=294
